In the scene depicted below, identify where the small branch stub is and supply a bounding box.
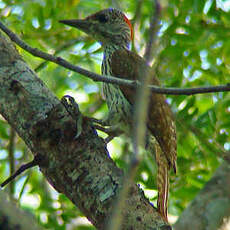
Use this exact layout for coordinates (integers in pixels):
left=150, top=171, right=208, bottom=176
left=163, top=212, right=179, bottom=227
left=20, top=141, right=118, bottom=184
left=1, top=154, right=44, bottom=188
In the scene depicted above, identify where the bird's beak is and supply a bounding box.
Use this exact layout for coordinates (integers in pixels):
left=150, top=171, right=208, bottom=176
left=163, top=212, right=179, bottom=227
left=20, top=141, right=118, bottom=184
left=59, top=19, right=91, bottom=34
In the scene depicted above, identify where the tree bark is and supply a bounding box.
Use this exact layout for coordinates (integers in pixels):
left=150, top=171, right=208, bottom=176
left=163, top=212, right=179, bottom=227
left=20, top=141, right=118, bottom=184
left=0, top=191, right=42, bottom=230
left=174, top=162, right=230, bottom=230
left=0, top=32, right=170, bottom=229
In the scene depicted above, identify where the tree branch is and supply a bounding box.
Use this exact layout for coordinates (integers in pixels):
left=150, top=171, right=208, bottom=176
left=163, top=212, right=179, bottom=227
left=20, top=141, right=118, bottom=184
left=144, top=0, right=161, bottom=63
left=131, top=0, right=144, bottom=25
left=1, top=155, right=41, bottom=188
left=174, top=162, right=230, bottom=230
left=0, top=32, right=170, bottom=229
left=8, top=127, right=16, bottom=198
left=0, top=21, right=229, bottom=95
left=0, top=191, right=42, bottom=230
left=107, top=2, right=162, bottom=228
left=34, top=37, right=84, bottom=73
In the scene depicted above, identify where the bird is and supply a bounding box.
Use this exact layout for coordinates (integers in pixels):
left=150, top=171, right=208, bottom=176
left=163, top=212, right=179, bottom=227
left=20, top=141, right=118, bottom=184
left=59, top=8, right=177, bottom=222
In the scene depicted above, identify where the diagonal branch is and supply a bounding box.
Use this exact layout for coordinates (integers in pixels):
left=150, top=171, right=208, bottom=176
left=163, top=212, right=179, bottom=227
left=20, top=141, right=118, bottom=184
left=0, top=32, right=170, bottom=230
left=174, top=161, right=230, bottom=230
left=0, top=191, right=42, bottom=230
left=0, top=21, right=230, bottom=95
left=34, top=37, right=84, bottom=73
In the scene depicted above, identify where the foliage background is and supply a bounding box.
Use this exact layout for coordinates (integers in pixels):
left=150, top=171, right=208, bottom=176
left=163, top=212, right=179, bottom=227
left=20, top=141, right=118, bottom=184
left=0, top=0, right=230, bottom=229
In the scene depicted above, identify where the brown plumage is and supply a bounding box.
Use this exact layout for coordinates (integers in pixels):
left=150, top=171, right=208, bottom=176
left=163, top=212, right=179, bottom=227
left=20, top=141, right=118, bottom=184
left=59, top=8, right=177, bottom=221
left=111, top=49, right=177, bottom=221
left=111, top=49, right=177, bottom=168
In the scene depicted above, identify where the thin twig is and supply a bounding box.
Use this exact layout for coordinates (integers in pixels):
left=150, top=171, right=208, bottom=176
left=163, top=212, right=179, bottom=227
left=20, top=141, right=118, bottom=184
left=0, top=21, right=229, bottom=95
left=0, top=155, right=40, bottom=188
left=131, top=0, right=144, bottom=53
left=132, top=0, right=144, bottom=25
left=144, top=0, right=161, bottom=63
left=18, top=172, right=31, bottom=201
left=8, top=128, right=16, bottom=198
left=107, top=2, right=162, bottom=229
left=35, top=37, right=84, bottom=72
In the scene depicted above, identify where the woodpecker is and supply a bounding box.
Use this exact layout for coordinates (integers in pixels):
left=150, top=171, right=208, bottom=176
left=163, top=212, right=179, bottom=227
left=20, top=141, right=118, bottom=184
left=60, top=8, right=177, bottom=221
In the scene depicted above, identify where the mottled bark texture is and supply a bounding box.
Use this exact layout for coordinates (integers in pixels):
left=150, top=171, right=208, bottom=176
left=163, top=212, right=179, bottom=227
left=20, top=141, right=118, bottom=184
left=0, top=32, right=171, bottom=229
left=0, top=191, right=41, bottom=230
left=174, top=162, right=230, bottom=230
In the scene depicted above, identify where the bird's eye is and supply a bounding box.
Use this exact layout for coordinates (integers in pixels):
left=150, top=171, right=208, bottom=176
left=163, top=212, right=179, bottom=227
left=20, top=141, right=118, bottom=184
left=97, top=14, right=108, bottom=23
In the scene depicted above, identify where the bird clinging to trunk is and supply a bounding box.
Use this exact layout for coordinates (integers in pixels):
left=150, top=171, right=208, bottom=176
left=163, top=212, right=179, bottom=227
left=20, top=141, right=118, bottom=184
left=59, top=8, right=177, bottom=222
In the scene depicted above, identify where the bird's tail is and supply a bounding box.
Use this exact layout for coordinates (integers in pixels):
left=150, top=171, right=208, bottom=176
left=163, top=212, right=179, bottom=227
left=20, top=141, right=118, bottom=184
left=155, top=143, right=169, bottom=222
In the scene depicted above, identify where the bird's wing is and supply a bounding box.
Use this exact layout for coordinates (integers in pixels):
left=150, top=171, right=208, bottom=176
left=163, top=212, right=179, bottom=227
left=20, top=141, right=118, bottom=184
left=111, top=49, right=177, bottom=171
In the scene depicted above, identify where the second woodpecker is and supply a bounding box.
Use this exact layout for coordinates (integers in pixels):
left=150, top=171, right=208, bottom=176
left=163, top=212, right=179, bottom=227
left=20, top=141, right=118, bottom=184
left=60, top=8, right=177, bottom=221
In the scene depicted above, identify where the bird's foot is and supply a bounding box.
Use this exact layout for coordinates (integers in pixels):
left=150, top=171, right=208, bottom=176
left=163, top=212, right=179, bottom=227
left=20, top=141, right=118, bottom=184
left=87, top=117, right=123, bottom=143
left=88, top=117, right=108, bottom=126
left=61, top=95, right=82, bottom=139
left=61, top=96, right=123, bottom=143
left=93, top=123, right=123, bottom=143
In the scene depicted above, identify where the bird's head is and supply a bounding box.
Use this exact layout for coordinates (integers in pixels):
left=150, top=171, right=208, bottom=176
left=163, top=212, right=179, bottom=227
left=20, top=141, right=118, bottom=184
left=59, top=8, right=133, bottom=48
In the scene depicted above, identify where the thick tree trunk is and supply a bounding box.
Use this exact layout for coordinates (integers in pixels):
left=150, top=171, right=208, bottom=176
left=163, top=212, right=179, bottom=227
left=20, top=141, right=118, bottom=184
left=174, top=162, right=230, bottom=230
left=0, top=32, right=170, bottom=229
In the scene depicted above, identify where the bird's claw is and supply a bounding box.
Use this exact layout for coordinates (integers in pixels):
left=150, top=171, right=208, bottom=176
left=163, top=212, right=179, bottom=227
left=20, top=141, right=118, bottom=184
left=93, top=124, right=123, bottom=143
left=61, top=95, right=82, bottom=139
left=89, top=117, right=110, bottom=126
